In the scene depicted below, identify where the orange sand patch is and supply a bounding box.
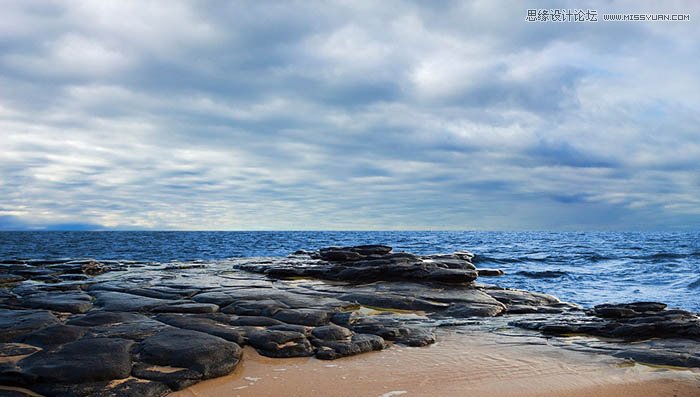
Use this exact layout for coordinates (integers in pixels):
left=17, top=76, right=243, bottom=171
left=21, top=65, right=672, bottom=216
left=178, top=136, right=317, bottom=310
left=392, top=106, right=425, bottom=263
left=170, top=330, right=700, bottom=397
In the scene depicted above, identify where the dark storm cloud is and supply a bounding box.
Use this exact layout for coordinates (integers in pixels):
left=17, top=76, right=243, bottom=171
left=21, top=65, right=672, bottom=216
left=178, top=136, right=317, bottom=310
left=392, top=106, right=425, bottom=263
left=0, top=0, right=698, bottom=230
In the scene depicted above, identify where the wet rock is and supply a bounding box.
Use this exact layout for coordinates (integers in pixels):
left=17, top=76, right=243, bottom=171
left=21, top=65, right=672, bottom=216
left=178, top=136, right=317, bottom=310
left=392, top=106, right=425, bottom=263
left=477, top=268, right=504, bottom=277
left=418, top=268, right=477, bottom=283
left=230, top=316, right=284, bottom=327
left=267, top=323, right=312, bottom=336
left=154, top=314, right=245, bottom=344
left=0, top=274, right=25, bottom=285
left=443, top=303, right=505, bottom=318
left=318, top=248, right=364, bottom=261
left=90, top=283, right=194, bottom=300
left=88, top=317, right=168, bottom=341
left=343, top=315, right=436, bottom=347
left=338, top=292, right=449, bottom=312
left=484, top=288, right=561, bottom=307
left=311, top=324, right=353, bottom=340
left=314, top=334, right=386, bottom=360
left=67, top=311, right=150, bottom=327
left=512, top=302, right=700, bottom=342
left=139, top=329, right=242, bottom=379
left=17, top=337, right=134, bottom=384
left=592, top=302, right=667, bottom=318
left=152, top=302, right=219, bottom=314
left=132, top=363, right=202, bottom=391
left=21, top=324, right=87, bottom=348
left=0, top=310, right=60, bottom=343
left=273, top=308, right=330, bottom=326
left=247, top=330, right=314, bottom=358
left=240, top=246, right=486, bottom=285
left=22, top=292, right=93, bottom=313
left=221, top=299, right=289, bottom=316
left=48, top=260, right=108, bottom=276
left=423, top=254, right=476, bottom=270
left=192, top=291, right=235, bottom=306
left=93, top=291, right=172, bottom=312
left=30, top=377, right=171, bottom=397
left=0, top=343, right=40, bottom=358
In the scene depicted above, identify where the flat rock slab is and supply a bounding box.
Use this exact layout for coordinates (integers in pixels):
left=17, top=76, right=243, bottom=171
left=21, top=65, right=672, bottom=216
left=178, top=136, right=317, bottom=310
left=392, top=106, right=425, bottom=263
left=152, top=302, right=219, bottom=314
left=16, top=337, right=134, bottom=384
left=273, top=308, right=331, bottom=326
left=154, top=314, right=246, bottom=344
left=21, top=292, right=93, bottom=314
left=0, top=310, right=60, bottom=343
left=30, top=377, right=171, bottom=397
left=92, top=291, right=173, bottom=312
left=20, top=324, right=87, bottom=348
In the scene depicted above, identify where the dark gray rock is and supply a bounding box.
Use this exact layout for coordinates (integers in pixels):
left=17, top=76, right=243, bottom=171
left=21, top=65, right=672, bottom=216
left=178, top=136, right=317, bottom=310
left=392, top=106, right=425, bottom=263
left=139, top=329, right=242, bottom=379
left=221, top=299, right=289, bottom=316
left=311, top=324, right=353, bottom=340
left=273, top=308, right=330, bottom=326
left=152, top=302, right=219, bottom=314
left=0, top=310, right=60, bottom=343
left=267, top=323, right=312, bottom=336
left=442, top=303, right=505, bottom=318
left=230, top=315, right=284, bottom=326
left=22, top=292, right=93, bottom=313
left=192, top=292, right=235, bottom=306
left=30, top=378, right=171, bottom=397
left=592, top=302, right=667, bottom=318
left=92, top=291, right=172, bottom=312
left=247, top=330, right=314, bottom=358
left=344, top=315, right=437, bottom=347
left=318, top=248, right=364, bottom=262
left=477, top=268, right=504, bottom=277
left=67, top=311, right=150, bottom=327
left=154, top=314, right=245, bottom=344
left=88, top=317, right=168, bottom=341
left=17, top=337, right=134, bottom=384
left=21, top=324, right=87, bottom=348
left=314, top=334, right=386, bottom=360
left=0, top=274, right=25, bottom=285
left=338, top=292, right=449, bottom=312
left=132, top=362, right=202, bottom=391
left=0, top=343, right=40, bottom=357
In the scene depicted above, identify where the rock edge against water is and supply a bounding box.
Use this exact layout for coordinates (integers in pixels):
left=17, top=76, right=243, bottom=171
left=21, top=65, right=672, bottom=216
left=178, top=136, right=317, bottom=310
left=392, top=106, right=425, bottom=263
left=1, top=245, right=699, bottom=397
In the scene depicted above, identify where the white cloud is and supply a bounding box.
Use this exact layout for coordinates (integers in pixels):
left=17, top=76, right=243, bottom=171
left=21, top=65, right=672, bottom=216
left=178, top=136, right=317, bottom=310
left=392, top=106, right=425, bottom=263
left=0, top=0, right=698, bottom=230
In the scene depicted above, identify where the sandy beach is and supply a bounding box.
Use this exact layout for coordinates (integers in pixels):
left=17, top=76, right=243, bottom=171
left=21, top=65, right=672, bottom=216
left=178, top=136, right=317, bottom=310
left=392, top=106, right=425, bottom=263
left=171, top=329, right=700, bottom=397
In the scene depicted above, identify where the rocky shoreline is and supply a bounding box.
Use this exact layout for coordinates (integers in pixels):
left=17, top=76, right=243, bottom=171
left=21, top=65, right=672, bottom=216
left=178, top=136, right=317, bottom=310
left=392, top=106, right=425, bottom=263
left=1, top=245, right=699, bottom=396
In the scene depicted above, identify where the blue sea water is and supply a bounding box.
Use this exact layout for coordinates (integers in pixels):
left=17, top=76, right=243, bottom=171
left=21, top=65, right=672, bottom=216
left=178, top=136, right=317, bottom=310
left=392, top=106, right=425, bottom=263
left=1, top=231, right=699, bottom=312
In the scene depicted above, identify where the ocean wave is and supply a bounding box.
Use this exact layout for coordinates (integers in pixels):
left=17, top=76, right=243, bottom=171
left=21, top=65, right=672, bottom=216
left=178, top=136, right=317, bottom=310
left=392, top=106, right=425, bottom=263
left=629, top=252, right=699, bottom=261
left=689, top=277, right=700, bottom=289
left=473, top=255, right=553, bottom=264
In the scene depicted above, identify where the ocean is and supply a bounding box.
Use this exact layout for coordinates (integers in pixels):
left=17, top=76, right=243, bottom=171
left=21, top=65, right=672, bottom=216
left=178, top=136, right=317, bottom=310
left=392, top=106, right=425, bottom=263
left=1, top=231, right=698, bottom=312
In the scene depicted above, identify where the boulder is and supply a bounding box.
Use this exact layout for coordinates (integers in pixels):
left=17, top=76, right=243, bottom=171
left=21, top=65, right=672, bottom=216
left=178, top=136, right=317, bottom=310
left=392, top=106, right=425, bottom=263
left=17, top=338, right=134, bottom=384
left=247, top=330, right=314, bottom=358
left=139, top=329, right=242, bottom=379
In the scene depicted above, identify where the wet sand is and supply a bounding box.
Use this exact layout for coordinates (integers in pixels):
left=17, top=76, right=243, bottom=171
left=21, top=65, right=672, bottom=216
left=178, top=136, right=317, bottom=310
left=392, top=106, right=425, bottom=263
left=170, top=330, right=700, bottom=397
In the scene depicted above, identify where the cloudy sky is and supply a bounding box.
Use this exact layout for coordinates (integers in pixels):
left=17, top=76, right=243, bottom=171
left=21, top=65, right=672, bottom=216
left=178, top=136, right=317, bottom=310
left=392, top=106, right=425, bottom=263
left=0, top=0, right=698, bottom=230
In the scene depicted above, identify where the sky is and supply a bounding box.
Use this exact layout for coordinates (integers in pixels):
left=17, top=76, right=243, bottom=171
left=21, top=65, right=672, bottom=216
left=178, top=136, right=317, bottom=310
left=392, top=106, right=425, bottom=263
left=0, top=0, right=699, bottom=231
